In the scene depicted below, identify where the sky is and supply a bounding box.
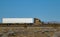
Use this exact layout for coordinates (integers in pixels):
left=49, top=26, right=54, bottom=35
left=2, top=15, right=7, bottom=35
left=0, top=0, right=60, bottom=23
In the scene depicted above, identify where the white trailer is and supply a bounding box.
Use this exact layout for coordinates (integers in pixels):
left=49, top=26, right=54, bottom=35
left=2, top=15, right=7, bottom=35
left=2, top=18, right=34, bottom=23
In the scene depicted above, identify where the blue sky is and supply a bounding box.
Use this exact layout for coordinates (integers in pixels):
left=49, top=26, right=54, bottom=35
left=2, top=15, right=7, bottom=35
left=0, top=0, right=60, bottom=22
